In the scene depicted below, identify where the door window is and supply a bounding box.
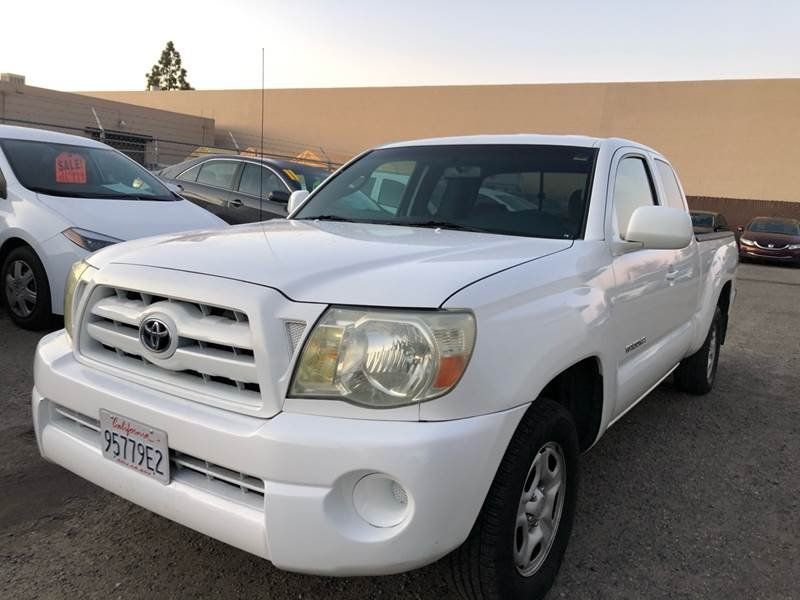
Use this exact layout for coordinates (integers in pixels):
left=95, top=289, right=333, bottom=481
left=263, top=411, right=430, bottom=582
left=238, top=163, right=285, bottom=197
left=176, top=164, right=201, bottom=182
left=654, top=160, right=686, bottom=211
left=196, top=160, right=238, bottom=189
left=613, top=157, right=656, bottom=239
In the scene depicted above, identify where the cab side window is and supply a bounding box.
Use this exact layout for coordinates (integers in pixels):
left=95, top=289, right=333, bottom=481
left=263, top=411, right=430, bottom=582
left=613, top=157, right=656, bottom=239
left=654, top=160, right=686, bottom=211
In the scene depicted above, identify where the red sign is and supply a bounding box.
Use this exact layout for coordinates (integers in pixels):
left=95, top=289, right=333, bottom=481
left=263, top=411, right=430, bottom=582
left=55, top=152, right=87, bottom=184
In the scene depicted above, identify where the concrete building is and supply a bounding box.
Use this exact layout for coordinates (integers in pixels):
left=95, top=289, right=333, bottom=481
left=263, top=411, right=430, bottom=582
left=87, top=78, right=800, bottom=226
left=0, top=77, right=214, bottom=168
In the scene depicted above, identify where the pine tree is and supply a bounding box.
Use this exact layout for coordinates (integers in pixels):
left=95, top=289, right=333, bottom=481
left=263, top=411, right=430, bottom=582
left=146, top=41, right=193, bottom=90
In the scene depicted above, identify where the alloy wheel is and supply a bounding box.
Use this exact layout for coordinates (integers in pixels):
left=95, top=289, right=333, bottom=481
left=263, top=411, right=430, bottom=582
left=4, top=259, right=38, bottom=318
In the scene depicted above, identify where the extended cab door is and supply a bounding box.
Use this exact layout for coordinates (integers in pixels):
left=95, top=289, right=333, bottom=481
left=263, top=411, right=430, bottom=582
left=606, top=151, right=698, bottom=418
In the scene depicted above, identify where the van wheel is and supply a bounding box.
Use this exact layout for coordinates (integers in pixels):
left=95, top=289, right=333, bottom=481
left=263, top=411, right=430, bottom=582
left=1, top=245, right=52, bottom=330
left=450, top=399, right=579, bottom=600
left=673, top=307, right=722, bottom=395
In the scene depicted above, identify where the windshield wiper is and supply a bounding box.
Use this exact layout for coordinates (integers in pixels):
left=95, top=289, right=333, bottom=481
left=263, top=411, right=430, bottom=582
left=295, top=215, right=390, bottom=224
left=394, top=220, right=493, bottom=233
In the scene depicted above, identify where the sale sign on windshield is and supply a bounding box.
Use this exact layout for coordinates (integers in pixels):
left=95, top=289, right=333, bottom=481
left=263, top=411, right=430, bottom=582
left=55, top=152, right=87, bottom=184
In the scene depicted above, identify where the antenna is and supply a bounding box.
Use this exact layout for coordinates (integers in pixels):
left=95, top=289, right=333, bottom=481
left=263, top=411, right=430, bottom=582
left=259, top=47, right=265, bottom=223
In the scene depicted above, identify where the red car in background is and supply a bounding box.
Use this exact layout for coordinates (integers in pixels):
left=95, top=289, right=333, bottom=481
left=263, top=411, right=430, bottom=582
left=738, top=217, right=800, bottom=266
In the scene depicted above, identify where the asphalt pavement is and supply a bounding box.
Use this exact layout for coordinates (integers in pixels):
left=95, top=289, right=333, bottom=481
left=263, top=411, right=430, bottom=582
left=1, top=263, right=798, bottom=599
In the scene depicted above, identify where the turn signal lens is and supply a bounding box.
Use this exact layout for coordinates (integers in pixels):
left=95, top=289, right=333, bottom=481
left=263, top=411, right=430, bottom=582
left=290, top=308, right=475, bottom=408
left=63, top=260, right=95, bottom=339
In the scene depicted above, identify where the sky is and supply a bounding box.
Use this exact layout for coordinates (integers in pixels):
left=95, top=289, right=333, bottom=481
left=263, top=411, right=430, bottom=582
left=1, top=0, right=798, bottom=91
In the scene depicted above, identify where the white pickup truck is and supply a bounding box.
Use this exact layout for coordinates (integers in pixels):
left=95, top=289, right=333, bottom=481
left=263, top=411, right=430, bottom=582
left=33, top=135, right=737, bottom=600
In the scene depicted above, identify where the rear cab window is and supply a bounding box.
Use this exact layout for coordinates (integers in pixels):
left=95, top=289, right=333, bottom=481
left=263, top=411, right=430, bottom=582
left=612, top=156, right=657, bottom=239
left=654, top=159, right=687, bottom=211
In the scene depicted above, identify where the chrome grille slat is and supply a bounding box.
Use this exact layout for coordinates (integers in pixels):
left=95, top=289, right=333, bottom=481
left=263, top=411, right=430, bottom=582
left=82, top=286, right=261, bottom=409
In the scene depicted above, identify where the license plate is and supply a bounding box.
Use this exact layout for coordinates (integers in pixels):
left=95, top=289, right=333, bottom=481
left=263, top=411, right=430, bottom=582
left=100, top=410, right=170, bottom=485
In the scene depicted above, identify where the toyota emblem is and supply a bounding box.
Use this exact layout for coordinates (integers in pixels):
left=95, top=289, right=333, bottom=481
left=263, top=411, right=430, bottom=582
left=140, top=317, right=172, bottom=354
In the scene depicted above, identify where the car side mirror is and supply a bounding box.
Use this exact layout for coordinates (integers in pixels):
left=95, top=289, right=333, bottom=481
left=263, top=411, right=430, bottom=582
left=287, top=190, right=310, bottom=214
left=625, top=205, right=693, bottom=249
left=268, top=190, right=290, bottom=204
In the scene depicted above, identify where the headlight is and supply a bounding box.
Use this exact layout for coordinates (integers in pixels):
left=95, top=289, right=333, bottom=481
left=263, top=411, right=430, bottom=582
left=788, top=243, right=800, bottom=250
left=63, top=260, right=96, bottom=338
left=739, top=237, right=755, bottom=246
left=290, top=307, right=476, bottom=407
left=62, top=227, right=122, bottom=252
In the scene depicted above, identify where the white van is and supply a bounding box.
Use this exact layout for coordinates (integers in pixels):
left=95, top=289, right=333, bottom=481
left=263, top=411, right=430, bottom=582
left=0, top=125, right=226, bottom=329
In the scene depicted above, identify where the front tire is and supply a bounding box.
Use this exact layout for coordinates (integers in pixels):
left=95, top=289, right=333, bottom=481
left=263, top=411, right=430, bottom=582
left=673, top=306, right=722, bottom=395
left=1, top=245, right=53, bottom=330
left=450, top=399, right=579, bottom=600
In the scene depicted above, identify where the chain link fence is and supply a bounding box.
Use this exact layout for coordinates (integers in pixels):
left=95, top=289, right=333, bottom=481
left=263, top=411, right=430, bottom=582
left=0, top=117, right=349, bottom=171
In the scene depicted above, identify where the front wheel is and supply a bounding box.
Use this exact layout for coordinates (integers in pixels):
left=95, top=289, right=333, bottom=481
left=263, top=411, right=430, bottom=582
left=450, top=399, right=579, bottom=600
left=1, top=245, right=53, bottom=330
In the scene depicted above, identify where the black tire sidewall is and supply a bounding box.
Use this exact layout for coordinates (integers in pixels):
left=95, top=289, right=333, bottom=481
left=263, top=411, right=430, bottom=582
left=494, top=403, right=580, bottom=600
left=1, top=246, right=52, bottom=329
left=705, top=308, right=722, bottom=388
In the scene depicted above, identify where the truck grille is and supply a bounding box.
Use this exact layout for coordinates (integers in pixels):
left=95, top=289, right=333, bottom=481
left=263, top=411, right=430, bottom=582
left=80, top=286, right=261, bottom=410
left=51, top=403, right=265, bottom=505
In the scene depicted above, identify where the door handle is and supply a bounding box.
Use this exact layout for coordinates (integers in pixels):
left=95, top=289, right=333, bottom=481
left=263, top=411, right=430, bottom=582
left=228, top=198, right=243, bottom=208
left=666, top=266, right=679, bottom=281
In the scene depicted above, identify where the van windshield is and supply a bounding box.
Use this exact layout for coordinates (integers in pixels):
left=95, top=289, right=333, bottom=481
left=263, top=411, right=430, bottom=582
left=293, top=145, right=598, bottom=240
left=0, top=138, right=175, bottom=201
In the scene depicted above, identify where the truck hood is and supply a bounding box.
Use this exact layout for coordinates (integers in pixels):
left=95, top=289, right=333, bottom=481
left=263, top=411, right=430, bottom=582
left=37, top=194, right=226, bottom=240
left=88, top=220, right=572, bottom=307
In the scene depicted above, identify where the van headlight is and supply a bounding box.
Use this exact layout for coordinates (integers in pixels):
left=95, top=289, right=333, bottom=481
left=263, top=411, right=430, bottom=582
left=739, top=237, right=755, bottom=246
left=63, top=260, right=96, bottom=339
left=290, top=307, right=476, bottom=407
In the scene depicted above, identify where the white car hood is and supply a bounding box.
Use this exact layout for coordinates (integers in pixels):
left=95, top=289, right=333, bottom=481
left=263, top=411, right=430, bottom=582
left=88, top=220, right=572, bottom=307
left=37, top=194, right=226, bottom=240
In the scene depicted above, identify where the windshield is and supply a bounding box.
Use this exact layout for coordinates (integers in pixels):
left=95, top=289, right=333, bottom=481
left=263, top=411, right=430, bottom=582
left=747, top=218, right=800, bottom=235
left=281, top=164, right=330, bottom=192
left=294, top=145, right=598, bottom=239
left=691, top=213, right=714, bottom=227
left=0, top=138, right=175, bottom=200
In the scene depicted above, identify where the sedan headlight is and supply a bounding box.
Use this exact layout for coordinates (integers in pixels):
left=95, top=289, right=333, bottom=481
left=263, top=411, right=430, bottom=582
left=63, top=227, right=122, bottom=252
left=290, top=307, right=476, bottom=407
left=787, top=243, right=800, bottom=250
left=63, top=260, right=96, bottom=338
left=739, top=237, right=755, bottom=246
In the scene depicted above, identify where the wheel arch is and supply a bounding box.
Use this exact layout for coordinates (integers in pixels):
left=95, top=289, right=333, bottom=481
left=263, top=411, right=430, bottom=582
left=537, top=356, right=604, bottom=452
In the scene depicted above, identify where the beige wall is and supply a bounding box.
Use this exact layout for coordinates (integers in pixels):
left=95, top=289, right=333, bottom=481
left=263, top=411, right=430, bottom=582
left=85, top=79, right=800, bottom=202
left=1, top=81, right=215, bottom=166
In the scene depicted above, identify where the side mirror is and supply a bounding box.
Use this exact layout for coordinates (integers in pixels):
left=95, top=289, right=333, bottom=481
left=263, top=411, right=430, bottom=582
left=625, top=205, right=693, bottom=249
left=287, top=190, right=310, bottom=214
left=268, top=189, right=290, bottom=204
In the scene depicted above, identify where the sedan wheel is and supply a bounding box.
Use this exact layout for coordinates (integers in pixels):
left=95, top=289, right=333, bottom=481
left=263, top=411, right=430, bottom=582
left=4, top=259, right=38, bottom=318
left=1, top=245, right=53, bottom=330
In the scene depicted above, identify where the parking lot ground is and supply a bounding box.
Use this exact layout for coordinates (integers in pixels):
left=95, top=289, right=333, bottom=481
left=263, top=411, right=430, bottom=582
left=1, top=263, right=798, bottom=600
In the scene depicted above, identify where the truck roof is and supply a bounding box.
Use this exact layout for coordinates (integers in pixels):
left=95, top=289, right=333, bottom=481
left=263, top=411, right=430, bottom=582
left=380, top=134, right=660, bottom=155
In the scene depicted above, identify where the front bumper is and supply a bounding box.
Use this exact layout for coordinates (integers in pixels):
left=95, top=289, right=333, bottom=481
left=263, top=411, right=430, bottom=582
left=739, top=246, right=800, bottom=264
left=33, top=330, right=525, bottom=575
